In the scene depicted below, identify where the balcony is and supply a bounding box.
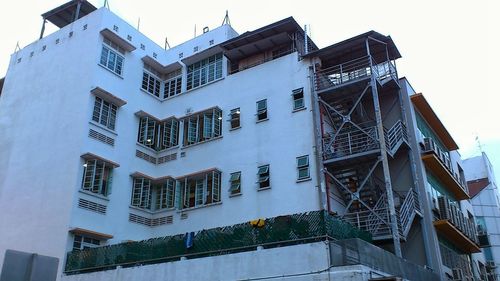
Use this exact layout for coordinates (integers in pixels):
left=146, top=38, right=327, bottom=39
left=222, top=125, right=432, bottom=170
left=421, top=138, right=469, bottom=200
left=434, top=196, right=480, bottom=253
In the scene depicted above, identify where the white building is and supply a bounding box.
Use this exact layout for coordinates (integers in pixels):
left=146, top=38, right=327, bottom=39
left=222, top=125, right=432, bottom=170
left=464, top=152, right=500, bottom=279
left=0, top=1, right=485, bottom=280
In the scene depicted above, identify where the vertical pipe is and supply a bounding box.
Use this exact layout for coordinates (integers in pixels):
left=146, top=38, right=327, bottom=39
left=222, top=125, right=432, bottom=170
left=366, top=38, right=402, bottom=257
left=310, top=62, right=329, bottom=212
left=39, top=18, right=46, bottom=39
left=74, top=0, right=82, bottom=22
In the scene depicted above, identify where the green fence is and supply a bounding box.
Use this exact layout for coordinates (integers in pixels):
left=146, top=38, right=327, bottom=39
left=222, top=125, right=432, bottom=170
left=65, top=210, right=371, bottom=274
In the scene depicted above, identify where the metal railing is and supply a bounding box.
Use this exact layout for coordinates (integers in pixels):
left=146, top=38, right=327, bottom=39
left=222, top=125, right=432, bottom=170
left=65, top=210, right=371, bottom=274
left=384, top=120, right=409, bottom=156
left=423, top=137, right=468, bottom=192
left=314, top=56, right=372, bottom=91
left=399, top=188, right=421, bottom=237
left=439, top=243, right=474, bottom=279
left=372, top=58, right=397, bottom=82
left=314, top=56, right=397, bottom=91
left=344, top=188, right=421, bottom=240
left=322, top=126, right=379, bottom=160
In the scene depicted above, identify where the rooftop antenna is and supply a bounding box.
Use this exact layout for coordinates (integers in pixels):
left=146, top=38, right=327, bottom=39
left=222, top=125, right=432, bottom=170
left=103, top=0, right=110, bottom=9
left=165, top=37, right=170, bottom=50
left=14, top=41, right=21, bottom=53
left=137, top=17, right=140, bottom=30
left=221, top=10, right=231, bottom=26
left=194, top=24, right=197, bottom=38
left=475, top=133, right=484, bottom=153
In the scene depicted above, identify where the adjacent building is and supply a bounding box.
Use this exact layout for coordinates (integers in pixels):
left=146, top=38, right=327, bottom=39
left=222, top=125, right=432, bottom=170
left=464, top=152, right=500, bottom=280
left=0, top=1, right=489, bottom=280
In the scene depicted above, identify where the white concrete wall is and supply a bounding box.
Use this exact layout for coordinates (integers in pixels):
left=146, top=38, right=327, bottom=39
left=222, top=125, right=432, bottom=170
left=61, top=242, right=388, bottom=281
left=0, top=6, right=321, bottom=279
left=0, top=8, right=105, bottom=276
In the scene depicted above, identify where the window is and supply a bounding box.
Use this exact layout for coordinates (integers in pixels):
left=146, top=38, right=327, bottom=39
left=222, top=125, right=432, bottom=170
left=142, top=69, right=161, bottom=98
left=82, top=159, right=113, bottom=197
left=137, top=117, right=179, bottom=150
left=178, top=170, right=221, bottom=209
left=100, top=38, right=125, bottom=75
left=186, top=53, right=223, bottom=90
left=92, top=97, right=117, bottom=130
left=229, top=108, right=240, bottom=129
left=73, top=235, right=100, bottom=251
left=141, top=66, right=182, bottom=100
left=257, top=165, right=270, bottom=189
left=256, top=99, right=267, bottom=121
left=164, top=70, right=182, bottom=99
left=132, top=178, right=175, bottom=211
left=292, top=88, right=305, bottom=110
left=183, top=108, right=222, bottom=146
left=297, top=155, right=310, bottom=180
left=229, top=172, right=241, bottom=195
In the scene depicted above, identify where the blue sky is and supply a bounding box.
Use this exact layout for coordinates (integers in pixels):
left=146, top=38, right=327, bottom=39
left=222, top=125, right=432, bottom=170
left=0, top=0, right=498, bottom=183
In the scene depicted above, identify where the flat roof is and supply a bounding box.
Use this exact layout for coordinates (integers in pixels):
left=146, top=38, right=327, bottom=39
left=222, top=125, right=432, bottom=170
left=304, top=30, right=401, bottom=67
left=42, top=0, right=97, bottom=28
left=221, top=17, right=318, bottom=61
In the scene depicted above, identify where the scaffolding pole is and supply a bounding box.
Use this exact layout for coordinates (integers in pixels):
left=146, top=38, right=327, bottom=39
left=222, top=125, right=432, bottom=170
left=366, top=38, right=402, bottom=258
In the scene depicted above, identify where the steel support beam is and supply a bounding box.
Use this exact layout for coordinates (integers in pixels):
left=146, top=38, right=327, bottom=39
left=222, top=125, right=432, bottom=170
left=366, top=38, right=402, bottom=257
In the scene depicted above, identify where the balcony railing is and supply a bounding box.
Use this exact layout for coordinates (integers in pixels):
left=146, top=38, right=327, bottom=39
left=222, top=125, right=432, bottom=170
left=314, top=56, right=372, bottom=91
left=435, top=196, right=480, bottom=253
left=322, top=126, right=379, bottom=161
left=313, top=56, right=397, bottom=92
left=422, top=137, right=469, bottom=199
left=65, top=210, right=371, bottom=274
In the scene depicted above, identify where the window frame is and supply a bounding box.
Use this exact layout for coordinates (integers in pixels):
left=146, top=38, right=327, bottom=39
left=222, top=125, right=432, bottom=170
left=229, top=108, right=241, bottom=129
left=229, top=171, right=241, bottom=195
left=99, top=38, right=125, bottom=76
left=179, top=170, right=222, bottom=209
left=256, top=99, right=268, bottom=121
left=92, top=96, right=118, bottom=130
left=186, top=53, right=223, bottom=91
left=292, top=88, right=305, bottom=111
left=297, top=155, right=310, bottom=180
left=182, top=108, right=222, bottom=146
left=81, top=159, right=113, bottom=197
left=137, top=116, right=179, bottom=151
left=73, top=235, right=101, bottom=251
left=257, top=164, right=270, bottom=189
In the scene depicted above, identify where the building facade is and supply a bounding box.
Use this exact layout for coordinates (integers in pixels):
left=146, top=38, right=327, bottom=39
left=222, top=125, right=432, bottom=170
left=464, top=152, right=500, bottom=280
left=0, top=1, right=487, bottom=280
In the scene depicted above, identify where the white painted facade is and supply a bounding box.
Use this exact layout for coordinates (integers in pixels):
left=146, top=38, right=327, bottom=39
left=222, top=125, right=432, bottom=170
left=0, top=7, right=321, bottom=279
left=465, top=153, right=500, bottom=277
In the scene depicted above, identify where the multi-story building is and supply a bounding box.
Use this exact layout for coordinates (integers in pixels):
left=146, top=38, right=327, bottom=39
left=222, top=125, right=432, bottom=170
left=0, top=1, right=485, bottom=280
left=464, top=152, right=500, bottom=280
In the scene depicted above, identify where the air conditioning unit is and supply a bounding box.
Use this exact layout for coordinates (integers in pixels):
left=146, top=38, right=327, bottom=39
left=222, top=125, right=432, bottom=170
left=487, top=261, right=497, bottom=268
left=431, top=198, right=439, bottom=211
left=449, top=204, right=457, bottom=226
left=452, top=268, right=464, bottom=280
left=437, top=196, right=450, bottom=220
left=423, top=138, right=436, bottom=153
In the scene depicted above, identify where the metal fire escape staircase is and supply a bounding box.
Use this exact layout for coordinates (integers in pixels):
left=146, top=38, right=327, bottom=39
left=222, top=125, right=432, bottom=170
left=317, top=57, right=418, bottom=241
